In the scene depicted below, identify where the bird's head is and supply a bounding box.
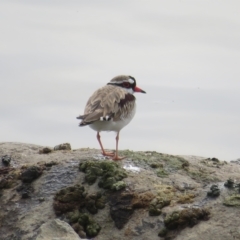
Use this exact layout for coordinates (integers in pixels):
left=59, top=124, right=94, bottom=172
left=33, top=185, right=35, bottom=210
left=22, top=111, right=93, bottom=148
left=107, top=75, right=146, bottom=94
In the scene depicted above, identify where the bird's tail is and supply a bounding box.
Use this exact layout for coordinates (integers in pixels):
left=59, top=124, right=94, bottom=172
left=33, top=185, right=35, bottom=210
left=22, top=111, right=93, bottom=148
left=76, top=115, right=84, bottom=120
left=76, top=114, right=92, bottom=126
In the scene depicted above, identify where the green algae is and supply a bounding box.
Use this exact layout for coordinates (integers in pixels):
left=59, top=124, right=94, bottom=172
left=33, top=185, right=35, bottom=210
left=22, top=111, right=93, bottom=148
left=53, top=184, right=86, bottom=214
left=224, top=194, right=240, bottom=207
left=119, top=150, right=222, bottom=184
left=77, top=213, right=101, bottom=238
left=121, top=150, right=220, bottom=184
left=54, top=184, right=106, bottom=215
left=164, top=211, right=180, bottom=229
left=54, top=185, right=86, bottom=203
left=184, top=167, right=219, bottom=183
left=149, top=197, right=170, bottom=216
left=85, top=192, right=106, bottom=214
left=68, top=210, right=81, bottom=224
left=176, top=193, right=196, bottom=204
left=111, top=181, right=126, bottom=191
left=120, top=150, right=189, bottom=170
left=79, top=160, right=127, bottom=191
left=156, top=168, right=168, bottom=178
left=119, top=150, right=190, bottom=181
left=54, top=186, right=104, bottom=238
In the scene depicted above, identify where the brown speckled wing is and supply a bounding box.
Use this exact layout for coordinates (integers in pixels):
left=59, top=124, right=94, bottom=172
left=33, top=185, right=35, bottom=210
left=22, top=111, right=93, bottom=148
left=77, top=85, right=136, bottom=126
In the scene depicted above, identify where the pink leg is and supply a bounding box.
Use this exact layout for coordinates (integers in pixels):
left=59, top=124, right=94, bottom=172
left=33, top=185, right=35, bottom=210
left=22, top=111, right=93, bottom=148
left=97, top=132, right=114, bottom=157
left=112, top=132, right=125, bottom=160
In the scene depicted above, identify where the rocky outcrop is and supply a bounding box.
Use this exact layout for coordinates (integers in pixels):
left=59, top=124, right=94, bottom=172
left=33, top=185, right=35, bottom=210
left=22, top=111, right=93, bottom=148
left=0, top=142, right=240, bottom=240
left=36, top=219, right=85, bottom=240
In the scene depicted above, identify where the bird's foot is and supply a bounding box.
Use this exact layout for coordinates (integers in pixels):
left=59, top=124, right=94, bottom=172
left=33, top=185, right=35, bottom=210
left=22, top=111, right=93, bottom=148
left=102, top=151, right=115, bottom=157
left=112, top=155, right=125, bottom=161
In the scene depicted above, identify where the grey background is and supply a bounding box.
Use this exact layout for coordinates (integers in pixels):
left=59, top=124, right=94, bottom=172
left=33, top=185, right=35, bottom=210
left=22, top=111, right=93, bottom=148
left=1, top=1, right=240, bottom=160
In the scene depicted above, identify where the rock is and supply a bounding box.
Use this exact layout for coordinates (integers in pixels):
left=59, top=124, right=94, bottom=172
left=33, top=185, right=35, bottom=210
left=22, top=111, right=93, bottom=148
left=224, top=178, right=235, bottom=188
left=1, top=143, right=240, bottom=240
left=235, top=183, right=240, bottom=193
left=44, top=161, right=58, bottom=167
left=223, top=194, right=240, bottom=207
left=201, top=157, right=226, bottom=168
left=109, top=190, right=155, bottom=229
left=16, top=183, right=34, bottom=198
left=54, top=143, right=71, bottom=151
left=36, top=219, right=83, bottom=240
left=21, top=166, right=42, bottom=183
left=230, top=158, right=240, bottom=164
left=1, top=155, right=11, bottom=166
left=207, top=184, right=220, bottom=197
left=39, top=147, right=53, bottom=154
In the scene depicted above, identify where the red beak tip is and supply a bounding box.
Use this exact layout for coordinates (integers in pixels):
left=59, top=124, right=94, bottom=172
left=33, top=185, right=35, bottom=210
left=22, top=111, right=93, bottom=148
left=134, top=86, right=146, bottom=93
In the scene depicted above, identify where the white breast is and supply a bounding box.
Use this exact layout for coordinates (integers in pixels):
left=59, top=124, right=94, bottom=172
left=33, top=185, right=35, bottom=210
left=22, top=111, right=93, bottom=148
left=89, top=104, right=136, bottom=132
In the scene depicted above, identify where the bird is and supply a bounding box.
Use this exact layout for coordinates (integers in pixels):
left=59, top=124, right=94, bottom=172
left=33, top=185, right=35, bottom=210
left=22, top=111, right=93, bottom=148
left=77, top=75, right=146, bottom=160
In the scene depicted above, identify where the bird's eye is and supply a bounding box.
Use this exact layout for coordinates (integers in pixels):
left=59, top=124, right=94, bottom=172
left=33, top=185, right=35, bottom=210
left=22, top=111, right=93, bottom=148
left=123, top=82, right=130, bottom=88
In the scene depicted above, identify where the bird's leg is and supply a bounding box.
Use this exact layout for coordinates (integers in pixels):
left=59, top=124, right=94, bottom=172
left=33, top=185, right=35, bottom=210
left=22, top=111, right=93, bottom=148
left=97, top=132, right=115, bottom=157
left=112, top=131, right=125, bottom=160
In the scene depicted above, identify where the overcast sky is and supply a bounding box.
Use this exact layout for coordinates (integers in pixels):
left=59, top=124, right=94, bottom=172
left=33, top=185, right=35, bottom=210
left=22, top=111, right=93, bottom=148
left=1, top=0, right=240, bottom=160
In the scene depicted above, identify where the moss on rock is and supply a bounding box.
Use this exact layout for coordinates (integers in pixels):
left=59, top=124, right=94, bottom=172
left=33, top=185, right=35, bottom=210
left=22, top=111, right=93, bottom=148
left=158, top=227, right=168, bottom=237
left=53, top=184, right=86, bottom=215
left=201, top=157, right=226, bottom=168
left=224, top=194, right=240, bottom=207
left=163, top=207, right=210, bottom=238
left=21, top=166, right=43, bottom=183
left=207, top=184, right=220, bottom=197
left=184, top=167, right=219, bottom=183
left=79, top=160, right=127, bottom=191
left=77, top=213, right=101, bottom=238
left=149, top=197, right=171, bottom=216
left=156, top=168, right=168, bottom=178
left=177, top=193, right=196, bottom=204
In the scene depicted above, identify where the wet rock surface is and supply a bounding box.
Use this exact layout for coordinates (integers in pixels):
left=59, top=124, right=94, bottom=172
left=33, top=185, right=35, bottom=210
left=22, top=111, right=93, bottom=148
left=0, top=143, right=240, bottom=240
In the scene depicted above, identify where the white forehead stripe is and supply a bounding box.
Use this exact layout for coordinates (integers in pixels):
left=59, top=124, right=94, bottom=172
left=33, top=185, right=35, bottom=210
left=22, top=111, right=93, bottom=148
left=128, top=78, right=134, bottom=84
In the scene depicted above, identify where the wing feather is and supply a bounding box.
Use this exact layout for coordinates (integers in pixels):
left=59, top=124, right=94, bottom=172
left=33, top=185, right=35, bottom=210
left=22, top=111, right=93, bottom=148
left=78, top=85, right=135, bottom=126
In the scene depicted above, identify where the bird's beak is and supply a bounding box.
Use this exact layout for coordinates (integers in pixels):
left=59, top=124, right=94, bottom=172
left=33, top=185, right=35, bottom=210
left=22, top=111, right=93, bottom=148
left=134, top=86, right=146, bottom=93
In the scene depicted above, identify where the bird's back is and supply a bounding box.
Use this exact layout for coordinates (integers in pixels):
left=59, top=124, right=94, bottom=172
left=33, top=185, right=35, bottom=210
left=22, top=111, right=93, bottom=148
left=78, top=84, right=136, bottom=127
